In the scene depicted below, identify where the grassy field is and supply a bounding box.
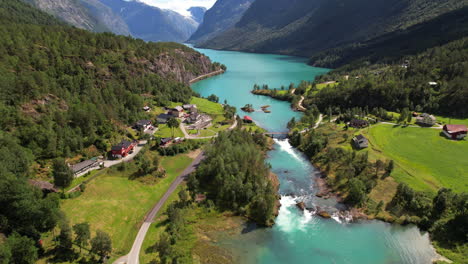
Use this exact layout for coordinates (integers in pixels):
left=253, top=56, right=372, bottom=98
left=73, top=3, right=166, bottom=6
left=367, top=124, right=468, bottom=193
left=154, top=124, right=184, bottom=138
left=190, top=97, right=223, bottom=115
left=140, top=194, right=243, bottom=264
left=59, top=153, right=194, bottom=261
left=434, top=116, right=468, bottom=126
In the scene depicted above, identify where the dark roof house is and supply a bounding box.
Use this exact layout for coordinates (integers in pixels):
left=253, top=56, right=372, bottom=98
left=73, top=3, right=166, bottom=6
left=29, top=180, right=58, bottom=193
left=111, top=140, right=136, bottom=157
left=70, top=159, right=99, bottom=175
left=352, top=134, right=369, bottom=149
left=349, top=119, right=369, bottom=128
left=135, top=120, right=152, bottom=131
left=187, top=112, right=202, bottom=124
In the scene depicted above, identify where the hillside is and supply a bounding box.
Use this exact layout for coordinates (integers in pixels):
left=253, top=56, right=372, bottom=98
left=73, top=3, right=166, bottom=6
left=0, top=0, right=221, bottom=161
left=188, top=6, right=207, bottom=24
left=24, top=0, right=130, bottom=35
left=201, top=0, right=468, bottom=64
left=99, top=0, right=198, bottom=42
left=188, top=0, right=254, bottom=45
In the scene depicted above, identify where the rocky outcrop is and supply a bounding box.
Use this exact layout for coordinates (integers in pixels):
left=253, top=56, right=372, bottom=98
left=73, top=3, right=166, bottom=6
left=317, top=211, right=331, bottom=219
left=296, top=202, right=306, bottom=211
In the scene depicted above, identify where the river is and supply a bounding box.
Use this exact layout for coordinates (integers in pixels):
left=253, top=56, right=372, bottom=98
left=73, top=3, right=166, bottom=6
left=191, top=48, right=438, bottom=264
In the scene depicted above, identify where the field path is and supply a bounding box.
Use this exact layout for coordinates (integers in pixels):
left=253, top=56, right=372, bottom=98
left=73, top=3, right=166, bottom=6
left=115, top=152, right=206, bottom=264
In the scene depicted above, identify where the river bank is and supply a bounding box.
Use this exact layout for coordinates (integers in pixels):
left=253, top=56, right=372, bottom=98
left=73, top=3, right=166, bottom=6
left=191, top=47, right=441, bottom=264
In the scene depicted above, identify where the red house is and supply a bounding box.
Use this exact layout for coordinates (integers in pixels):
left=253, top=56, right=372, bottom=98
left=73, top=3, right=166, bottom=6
left=111, top=140, right=137, bottom=158
left=243, top=116, right=253, bottom=123
left=443, top=125, right=467, bottom=140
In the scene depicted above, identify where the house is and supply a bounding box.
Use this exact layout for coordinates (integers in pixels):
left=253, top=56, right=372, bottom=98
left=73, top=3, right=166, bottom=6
left=243, top=116, right=253, bottom=123
left=111, top=140, right=136, bottom=158
left=169, top=106, right=184, bottom=118
left=187, top=112, right=202, bottom=124
left=416, top=113, right=436, bottom=126
left=443, top=124, right=467, bottom=140
left=29, top=180, right=58, bottom=194
left=183, top=104, right=197, bottom=112
left=143, top=106, right=151, bottom=112
left=134, top=120, right=152, bottom=131
left=70, top=159, right=99, bottom=176
left=349, top=119, right=369, bottom=128
left=352, top=134, right=369, bottom=149
left=160, top=137, right=172, bottom=146
left=157, top=113, right=171, bottom=124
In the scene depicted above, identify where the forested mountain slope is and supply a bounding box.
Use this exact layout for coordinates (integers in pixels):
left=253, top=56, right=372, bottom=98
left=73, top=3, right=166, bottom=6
left=0, top=0, right=220, bottom=161
left=202, top=0, right=468, bottom=63
left=188, top=0, right=254, bottom=45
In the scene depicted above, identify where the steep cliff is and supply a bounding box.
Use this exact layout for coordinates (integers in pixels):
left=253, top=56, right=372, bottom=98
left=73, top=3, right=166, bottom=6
left=99, top=0, right=198, bottom=42
left=188, top=0, right=254, bottom=45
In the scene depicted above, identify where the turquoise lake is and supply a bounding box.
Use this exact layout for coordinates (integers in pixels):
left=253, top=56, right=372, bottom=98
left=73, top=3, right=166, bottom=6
left=191, top=48, right=438, bottom=264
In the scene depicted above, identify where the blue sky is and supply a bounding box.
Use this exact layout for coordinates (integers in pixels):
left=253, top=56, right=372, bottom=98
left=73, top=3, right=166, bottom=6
left=139, top=0, right=216, bottom=16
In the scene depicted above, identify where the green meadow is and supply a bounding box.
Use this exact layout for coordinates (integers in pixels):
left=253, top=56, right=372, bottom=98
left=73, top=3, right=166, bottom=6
left=59, top=154, right=193, bottom=261
left=367, top=124, right=468, bottom=193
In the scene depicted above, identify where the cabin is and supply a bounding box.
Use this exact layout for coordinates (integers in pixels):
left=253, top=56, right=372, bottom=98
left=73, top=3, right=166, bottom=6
left=183, top=104, right=197, bottom=112
left=157, top=113, right=171, bottom=124
left=111, top=140, right=136, bottom=158
left=134, top=120, right=152, bottom=131
left=29, top=180, right=58, bottom=194
left=443, top=124, right=467, bottom=140
left=349, top=119, right=369, bottom=128
left=70, top=159, right=99, bottom=176
left=170, top=106, right=184, bottom=118
left=416, top=113, right=436, bottom=126
left=352, top=134, right=368, bottom=149
left=160, top=137, right=173, bottom=146
left=187, top=112, right=202, bottom=124
left=143, top=106, right=151, bottom=112
left=243, top=116, right=253, bottom=123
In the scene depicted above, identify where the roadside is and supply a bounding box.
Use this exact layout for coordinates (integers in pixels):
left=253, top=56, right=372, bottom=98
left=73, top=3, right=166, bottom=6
left=115, top=152, right=206, bottom=264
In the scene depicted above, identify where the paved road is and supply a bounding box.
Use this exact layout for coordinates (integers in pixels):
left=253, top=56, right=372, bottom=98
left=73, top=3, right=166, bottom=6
left=189, top=69, right=225, bottom=84
left=114, top=152, right=206, bottom=264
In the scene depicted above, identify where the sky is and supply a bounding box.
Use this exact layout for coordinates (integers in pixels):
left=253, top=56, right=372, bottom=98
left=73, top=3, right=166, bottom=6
left=138, top=0, right=216, bottom=17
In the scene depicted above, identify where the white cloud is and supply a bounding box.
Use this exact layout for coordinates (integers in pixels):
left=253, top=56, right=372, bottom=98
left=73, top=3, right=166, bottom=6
left=138, top=0, right=216, bottom=17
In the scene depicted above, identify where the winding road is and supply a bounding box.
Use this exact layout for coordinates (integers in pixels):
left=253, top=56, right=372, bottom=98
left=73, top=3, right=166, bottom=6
left=114, top=152, right=205, bottom=264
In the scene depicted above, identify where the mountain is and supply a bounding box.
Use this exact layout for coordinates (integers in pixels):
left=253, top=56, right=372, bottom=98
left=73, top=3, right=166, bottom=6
left=99, top=0, right=198, bottom=42
left=201, top=0, right=468, bottom=63
left=188, top=0, right=254, bottom=45
left=188, top=6, right=207, bottom=24
left=24, top=0, right=130, bottom=35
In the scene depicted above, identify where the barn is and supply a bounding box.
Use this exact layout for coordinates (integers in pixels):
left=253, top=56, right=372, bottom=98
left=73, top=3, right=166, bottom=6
left=443, top=125, right=467, bottom=140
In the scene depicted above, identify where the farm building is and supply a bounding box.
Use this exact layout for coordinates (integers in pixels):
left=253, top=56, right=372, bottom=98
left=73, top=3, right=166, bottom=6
left=157, top=113, right=171, bottom=124
left=111, top=140, right=137, bottom=158
left=352, top=134, right=369, bottom=149
left=243, top=116, right=253, bottom=123
left=170, top=106, right=184, bottom=117
left=416, top=113, right=436, bottom=126
left=134, top=120, right=152, bottom=131
left=443, top=124, right=467, bottom=140
left=160, top=137, right=173, bottom=146
left=349, top=119, right=369, bottom=128
left=187, top=112, right=202, bottom=124
left=183, top=104, right=197, bottom=112
left=70, top=159, right=99, bottom=176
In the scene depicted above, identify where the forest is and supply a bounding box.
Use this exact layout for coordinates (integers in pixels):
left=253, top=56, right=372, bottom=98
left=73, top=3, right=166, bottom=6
left=188, top=129, right=278, bottom=226
left=306, top=37, right=468, bottom=117
left=0, top=0, right=221, bottom=160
